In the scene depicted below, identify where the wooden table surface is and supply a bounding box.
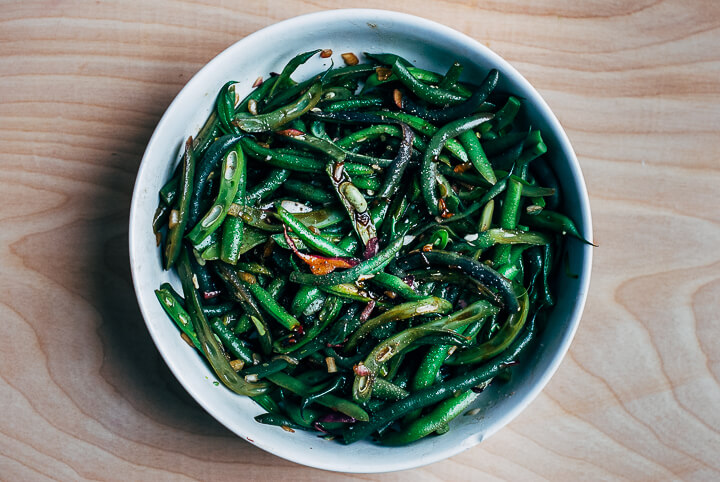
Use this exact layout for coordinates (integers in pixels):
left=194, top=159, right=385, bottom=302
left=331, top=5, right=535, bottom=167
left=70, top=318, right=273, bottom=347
left=2, top=1, right=719, bottom=479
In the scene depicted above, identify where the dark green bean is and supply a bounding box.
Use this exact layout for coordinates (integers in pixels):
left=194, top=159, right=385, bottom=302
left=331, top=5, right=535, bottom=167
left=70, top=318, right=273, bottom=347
left=164, top=137, right=194, bottom=269
left=283, top=179, right=335, bottom=204
left=266, top=49, right=321, bottom=101
left=246, top=169, right=290, bottom=205
left=342, top=314, right=536, bottom=444
left=397, top=250, right=519, bottom=313
left=376, top=123, right=414, bottom=199
left=210, top=316, right=254, bottom=364
left=188, top=135, right=244, bottom=226
left=177, top=249, right=268, bottom=396
left=447, top=289, right=530, bottom=365
left=398, top=69, right=498, bottom=124
left=421, top=113, right=494, bottom=216
left=392, top=61, right=466, bottom=106
left=266, top=372, right=369, bottom=422
left=522, top=210, right=595, bottom=245
left=214, top=263, right=273, bottom=354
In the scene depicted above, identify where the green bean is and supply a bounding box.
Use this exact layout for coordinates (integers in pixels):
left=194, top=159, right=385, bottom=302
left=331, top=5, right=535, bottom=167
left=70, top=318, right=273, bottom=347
left=363, top=64, right=472, bottom=95
left=479, top=199, right=494, bottom=232
left=376, top=123, right=414, bottom=200
left=244, top=336, right=328, bottom=380
left=493, top=177, right=524, bottom=265
left=241, top=274, right=301, bottom=331
left=192, top=111, right=222, bottom=158
left=241, top=137, right=375, bottom=175
left=164, top=138, right=194, bottom=269
left=398, top=69, right=499, bottom=124
left=325, top=97, right=384, bottom=112
left=214, top=263, right=273, bottom=354
left=336, top=124, right=425, bottom=152
left=254, top=413, right=308, bottom=431
left=283, top=179, right=335, bottom=204
left=246, top=169, right=290, bottom=205
left=345, top=297, right=454, bottom=352
left=277, top=130, right=347, bottom=163
left=319, top=284, right=381, bottom=304
left=364, top=52, right=411, bottom=67
left=381, top=390, right=480, bottom=445
left=439, top=61, right=463, bottom=89
left=447, top=290, right=529, bottom=365
left=234, top=83, right=322, bottom=133
left=421, top=113, right=494, bottom=216
left=218, top=153, right=249, bottom=263
left=542, top=244, right=555, bottom=305
left=458, top=130, right=496, bottom=184
left=326, top=163, right=377, bottom=248
left=159, top=174, right=179, bottom=206
left=275, top=296, right=343, bottom=354
left=237, top=76, right=277, bottom=114
left=522, top=210, right=595, bottom=245
left=272, top=232, right=342, bottom=252
left=352, top=300, right=499, bottom=403
left=481, top=131, right=529, bottom=157
left=233, top=313, right=252, bottom=334
left=210, top=317, right=254, bottom=364
left=187, top=143, right=244, bottom=245
left=264, top=64, right=376, bottom=112
left=154, top=287, right=201, bottom=350
left=201, top=301, right=235, bottom=317
left=472, top=228, right=553, bottom=249
left=276, top=204, right=354, bottom=257
left=373, top=378, right=409, bottom=401
left=266, top=49, right=321, bottom=100
left=288, top=229, right=408, bottom=287
left=216, top=81, right=241, bottom=135
left=236, top=262, right=272, bottom=277
left=188, top=135, right=244, bottom=227
left=517, top=130, right=548, bottom=167
left=397, top=250, right=519, bottom=313
left=342, top=313, right=535, bottom=444
left=368, top=272, right=424, bottom=300
left=441, top=172, right=509, bottom=223
left=266, top=372, right=369, bottom=422
left=492, top=96, right=522, bottom=131
left=392, top=61, right=466, bottom=106
left=177, top=250, right=268, bottom=396
left=364, top=110, right=469, bottom=162
left=227, top=203, right=345, bottom=233
left=352, top=176, right=382, bottom=191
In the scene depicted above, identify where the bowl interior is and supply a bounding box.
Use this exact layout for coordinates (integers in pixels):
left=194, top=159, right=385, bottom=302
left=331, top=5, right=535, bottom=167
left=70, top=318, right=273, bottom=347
left=129, top=9, right=592, bottom=473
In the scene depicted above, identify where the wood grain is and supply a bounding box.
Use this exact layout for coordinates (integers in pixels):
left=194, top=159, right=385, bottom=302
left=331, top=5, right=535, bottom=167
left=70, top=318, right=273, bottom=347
left=1, top=0, right=718, bottom=479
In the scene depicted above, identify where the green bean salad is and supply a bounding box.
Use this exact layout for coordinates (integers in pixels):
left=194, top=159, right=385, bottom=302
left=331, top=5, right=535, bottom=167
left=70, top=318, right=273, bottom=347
left=152, top=50, right=589, bottom=445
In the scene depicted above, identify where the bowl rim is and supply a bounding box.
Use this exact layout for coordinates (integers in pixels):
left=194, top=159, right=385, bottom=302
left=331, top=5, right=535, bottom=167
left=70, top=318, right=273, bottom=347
left=129, top=8, right=593, bottom=473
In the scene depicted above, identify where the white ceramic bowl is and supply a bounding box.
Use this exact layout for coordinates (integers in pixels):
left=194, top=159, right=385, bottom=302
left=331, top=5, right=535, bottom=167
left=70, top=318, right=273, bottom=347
left=129, top=9, right=592, bottom=473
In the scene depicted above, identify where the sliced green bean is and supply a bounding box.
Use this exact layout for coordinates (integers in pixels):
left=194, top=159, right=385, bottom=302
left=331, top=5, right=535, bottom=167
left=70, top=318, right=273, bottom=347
left=188, top=143, right=245, bottom=245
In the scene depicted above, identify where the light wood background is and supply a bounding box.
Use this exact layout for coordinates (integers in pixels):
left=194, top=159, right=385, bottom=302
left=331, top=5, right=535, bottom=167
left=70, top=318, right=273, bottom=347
left=1, top=0, right=718, bottom=480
